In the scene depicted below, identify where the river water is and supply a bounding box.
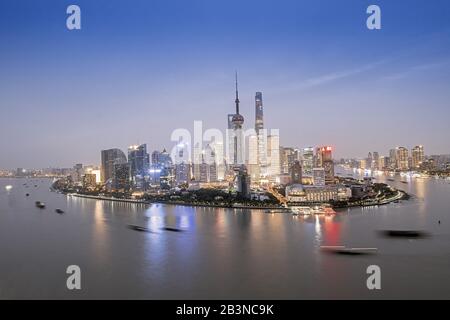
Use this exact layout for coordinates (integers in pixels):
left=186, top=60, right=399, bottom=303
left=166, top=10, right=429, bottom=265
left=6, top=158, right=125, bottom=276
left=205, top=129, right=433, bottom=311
left=1, top=168, right=449, bottom=299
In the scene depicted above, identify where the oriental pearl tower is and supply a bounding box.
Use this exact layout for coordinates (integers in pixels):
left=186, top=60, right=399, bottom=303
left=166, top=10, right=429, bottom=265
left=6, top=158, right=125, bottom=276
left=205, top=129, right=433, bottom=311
left=231, top=72, right=244, bottom=166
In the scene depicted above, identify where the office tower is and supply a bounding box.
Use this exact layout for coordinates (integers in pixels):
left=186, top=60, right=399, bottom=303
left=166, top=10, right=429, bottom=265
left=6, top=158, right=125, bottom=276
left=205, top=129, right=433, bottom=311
left=254, top=92, right=268, bottom=176
left=267, top=134, right=280, bottom=178
left=280, top=147, right=294, bottom=174
left=128, top=144, right=150, bottom=189
left=287, top=148, right=301, bottom=167
left=247, top=134, right=259, bottom=180
left=411, top=145, right=425, bottom=169
left=389, top=148, right=397, bottom=170
left=290, top=160, right=302, bottom=184
left=396, top=147, right=409, bottom=170
left=151, top=150, right=161, bottom=165
left=101, top=148, right=127, bottom=183
left=199, top=144, right=218, bottom=183
left=367, top=152, right=373, bottom=170
left=257, top=130, right=268, bottom=178
left=113, top=162, right=130, bottom=191
left=149, top=165, right=161, bottom=186
left=315, top=147, right=323, bottom=167
left=209, top=163, right=218, bottom=182
left=313, top=168, right=326, bottom=186
left=372, top=152, right=379, bottom=170
left=159, top=148, right=172, bottom=168
left=323, top=159, right=335, bottom=184
left=316, top=146, right=334, bottom=184
left=173, top=142, right=191, bottom=185
left=301, top=147, right=314, bottom=176
left=211, top=140, right=225, bottom=180
left=199, top=161, right=208, bottom=183
left=193, top=142, right=202, bottom=181
left=255, top=92, right=264, bottom=134
left=236, top=165, right=251, bottom=199
left=378, top=156, right=387, bottom=170
left=175, top=162, right=190, bottom=185
left=230, top=72, right=245, bottom=166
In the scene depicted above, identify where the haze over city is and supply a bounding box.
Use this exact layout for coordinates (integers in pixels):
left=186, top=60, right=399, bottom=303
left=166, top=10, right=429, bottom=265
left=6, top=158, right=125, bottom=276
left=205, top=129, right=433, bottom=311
left=1, top=0, right=450, bottom=168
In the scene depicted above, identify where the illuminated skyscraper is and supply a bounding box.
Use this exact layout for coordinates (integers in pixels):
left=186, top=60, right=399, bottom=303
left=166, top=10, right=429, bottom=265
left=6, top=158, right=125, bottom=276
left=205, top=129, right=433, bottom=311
left=193, top=142, right=202, bottom=181
left=199, top=144, right=217, bottom=183
left=396, top=147, right=409, bottom=171
left=247, top=133, right=259, bottom=180
left=128, top=144, right=150, bottom=189
left=210, top=140, right=225, bottom=180
left=173, top=142, right=191, bottom=185
left=255, top=92, right=264, bottom=134
left=254, top=92, right=268, bottom=177
left=280, top=147, right=294, bottom=174
left=411, top=145, right=425, bottom=169
left=316, top=146, right=334, bottom=184
left=372, top=152, right=379, bottom=170
left=367, top=152, right=373, bottom=170
left=301, top=147, right=314, bottom=176
left=389, top=149, right=397, bottom=170
left=267, top=133, right=280, bottom=178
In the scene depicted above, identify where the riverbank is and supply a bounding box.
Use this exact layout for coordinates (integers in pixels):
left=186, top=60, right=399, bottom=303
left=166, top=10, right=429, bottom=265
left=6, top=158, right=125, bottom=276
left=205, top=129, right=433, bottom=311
left=67, top=193, right=283, bottom=210
left=65, top=189, right=407, bottom=211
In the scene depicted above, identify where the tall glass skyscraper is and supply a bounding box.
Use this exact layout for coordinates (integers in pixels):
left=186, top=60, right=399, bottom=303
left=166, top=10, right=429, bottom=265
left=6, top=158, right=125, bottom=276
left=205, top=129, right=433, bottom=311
left=255, top=92, right=267, bottom=178
left=128, top=144, right=150, bottom=189
left=255, top=92, right=264, bottom=134
left=101, top=148, right=127, bottom=183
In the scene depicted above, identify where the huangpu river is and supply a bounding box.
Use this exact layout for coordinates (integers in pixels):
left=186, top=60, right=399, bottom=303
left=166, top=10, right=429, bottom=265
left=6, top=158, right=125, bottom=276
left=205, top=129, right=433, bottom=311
left=1, top=168, right=450, bottom=299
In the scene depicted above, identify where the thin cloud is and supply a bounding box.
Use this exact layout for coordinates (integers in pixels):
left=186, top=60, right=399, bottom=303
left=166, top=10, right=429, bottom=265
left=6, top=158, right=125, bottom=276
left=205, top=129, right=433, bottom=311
left=383, top=60, right=450, bottom=81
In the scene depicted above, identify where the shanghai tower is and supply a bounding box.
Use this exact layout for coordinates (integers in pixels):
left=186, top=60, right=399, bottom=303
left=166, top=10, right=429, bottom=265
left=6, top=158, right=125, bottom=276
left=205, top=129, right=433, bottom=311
left=255, top=92, right=264, bottom=134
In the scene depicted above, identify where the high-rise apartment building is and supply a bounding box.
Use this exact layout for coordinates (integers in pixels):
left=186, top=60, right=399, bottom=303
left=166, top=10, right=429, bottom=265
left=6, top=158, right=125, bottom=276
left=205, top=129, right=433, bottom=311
left=396, top=147, right=409, bottom=170
left=411, top=145, right=425, bottom=169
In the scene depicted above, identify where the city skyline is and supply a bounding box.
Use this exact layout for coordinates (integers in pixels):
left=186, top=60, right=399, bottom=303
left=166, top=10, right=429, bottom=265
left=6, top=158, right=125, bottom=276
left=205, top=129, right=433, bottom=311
left=2, top=0, right=450, bottom=168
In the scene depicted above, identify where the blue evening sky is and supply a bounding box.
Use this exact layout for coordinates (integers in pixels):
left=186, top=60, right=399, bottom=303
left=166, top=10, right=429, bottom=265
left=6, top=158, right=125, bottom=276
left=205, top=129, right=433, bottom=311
left=1, top=0, right=450, bottom=168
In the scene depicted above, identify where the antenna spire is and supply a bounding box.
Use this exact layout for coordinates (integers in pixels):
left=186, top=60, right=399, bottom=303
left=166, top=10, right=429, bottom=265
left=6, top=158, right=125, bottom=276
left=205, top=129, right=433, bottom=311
left=235, top=71, right=240, bottom=114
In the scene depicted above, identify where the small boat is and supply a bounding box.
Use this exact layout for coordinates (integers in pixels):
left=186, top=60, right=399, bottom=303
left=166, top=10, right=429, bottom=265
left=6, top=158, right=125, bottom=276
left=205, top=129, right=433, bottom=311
left=320, top=246, right=377, bottom=255
left=25, top=193, right=30, bottom=196
left=379, top=230, right=428, bottom=238
left=127, top=225, right=150, bottom=232
left=35, top=201, right=45, bottom=209
left=55, top=209, right=65, bottom=214
left=400, top=181, right=408, bottom=184
left=162, top=227, right=183, bottom=232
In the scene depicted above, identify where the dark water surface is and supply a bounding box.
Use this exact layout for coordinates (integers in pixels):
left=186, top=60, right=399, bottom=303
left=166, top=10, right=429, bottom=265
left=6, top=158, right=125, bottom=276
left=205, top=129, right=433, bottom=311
left=1, top=170, right=450, bottom=299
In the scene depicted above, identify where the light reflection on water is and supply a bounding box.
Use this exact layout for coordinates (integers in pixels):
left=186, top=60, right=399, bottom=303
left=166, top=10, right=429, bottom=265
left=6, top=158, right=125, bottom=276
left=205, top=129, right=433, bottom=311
left=1, top=172, right=450, bottom=299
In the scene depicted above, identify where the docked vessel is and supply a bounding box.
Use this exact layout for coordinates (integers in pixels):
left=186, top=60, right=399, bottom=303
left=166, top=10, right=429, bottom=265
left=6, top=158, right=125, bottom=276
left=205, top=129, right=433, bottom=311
left=290, top=205, right=336, bottom=216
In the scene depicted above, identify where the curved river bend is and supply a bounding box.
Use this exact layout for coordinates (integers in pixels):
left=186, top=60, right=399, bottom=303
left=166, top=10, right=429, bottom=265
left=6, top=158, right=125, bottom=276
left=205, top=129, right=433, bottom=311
left=1, top=169, right=449, bottom=299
